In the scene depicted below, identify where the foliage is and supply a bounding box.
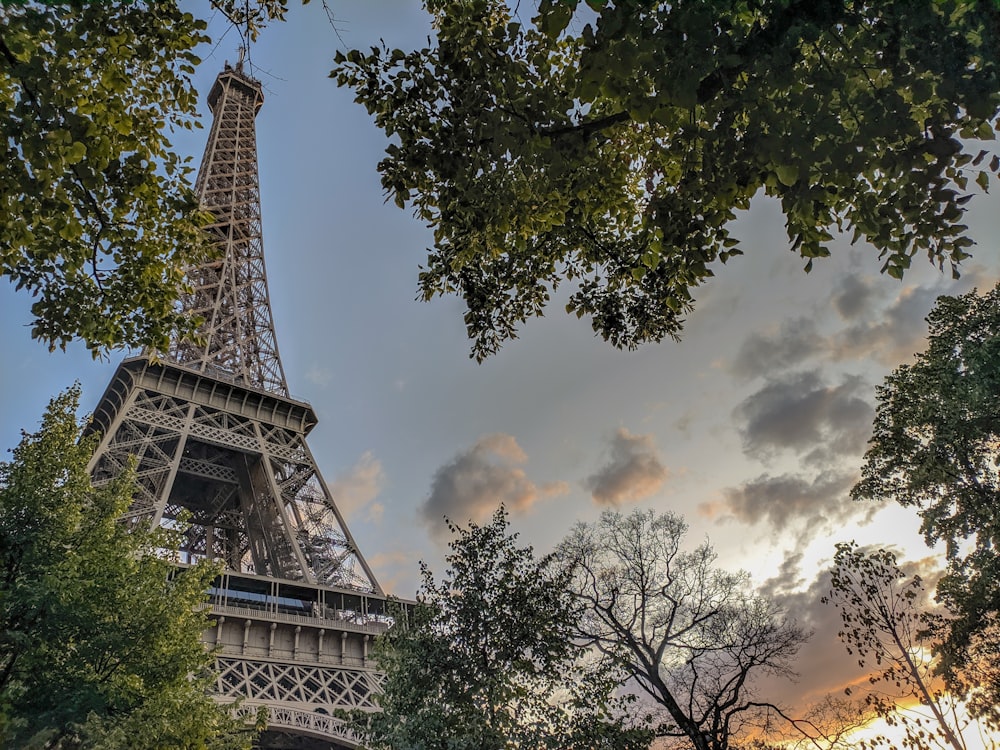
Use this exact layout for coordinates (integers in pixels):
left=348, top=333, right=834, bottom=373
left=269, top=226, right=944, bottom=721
left=957, top=612, right=1000, bottom=730
left=0, top=0, right=208, bottom=353
left=333, top=0, right=1000, bottom=360
left=558, top=509, right=807, bottom=750
left=852, top=283, right=1000, bottom=686
left=822, top=543, right=992, bottom=750
left=0, top=0, right=292, bottom=355
left=0, top=388, right=253, bottom=750
left=352, top=507, right=652, bottom=750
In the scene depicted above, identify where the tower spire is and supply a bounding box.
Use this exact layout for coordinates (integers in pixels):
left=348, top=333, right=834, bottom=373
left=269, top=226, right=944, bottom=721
left=167, top=63, right=288, bottom=396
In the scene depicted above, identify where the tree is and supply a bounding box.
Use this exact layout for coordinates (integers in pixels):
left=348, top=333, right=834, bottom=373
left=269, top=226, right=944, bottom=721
left=558, top=509, right=807, bottom=750
left=333, top=0, right=1000, bottom=360
left=823, top=543, right=989, bottom=750
left=0, top=0, right=290, bottom=355
left=852, top=283, right=1000, bottom=690
left=956, top=612, right=1000, bottom=731
left=352, top=508, right=652, bottom=750
left=0, top=388, right=253, bottom=749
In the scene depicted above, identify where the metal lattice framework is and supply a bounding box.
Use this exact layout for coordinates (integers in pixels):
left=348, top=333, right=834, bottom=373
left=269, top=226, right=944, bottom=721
left=88, top=360, right=380, bottom=591
left=168, top=63, right=288, bottom=395
left=86, top=62, right=390, bottom=750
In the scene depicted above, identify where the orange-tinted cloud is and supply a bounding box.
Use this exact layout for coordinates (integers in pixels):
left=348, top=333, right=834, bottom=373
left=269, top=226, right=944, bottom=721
left=586, top=428, right=668, bottom=506
left=367, top=549, right=419, bottom=597
left=328, top=451, right=385, bottom=523
left=420, top=433, right=562, bottom=540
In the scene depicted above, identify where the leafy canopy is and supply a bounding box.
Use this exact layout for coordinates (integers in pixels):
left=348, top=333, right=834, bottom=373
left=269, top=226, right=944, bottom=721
left=0, top=1, right=210, bottom=354
left=352, top=508, right=651, bottom=750
left=853, top=283, right=1000, bottom=694
left=0, top=0, right=292, bottom=355
left=0, top=388, right=253, bottom=750
left=334, top=0, right=1000, bottom=360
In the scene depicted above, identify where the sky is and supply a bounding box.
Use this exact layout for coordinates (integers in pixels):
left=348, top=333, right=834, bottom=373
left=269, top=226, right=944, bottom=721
left=2, top=0, right=1000, bottom=738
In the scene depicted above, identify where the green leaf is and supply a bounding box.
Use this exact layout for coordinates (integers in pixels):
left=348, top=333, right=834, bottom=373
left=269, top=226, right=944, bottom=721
left=538, top=3, right=572, bottom=38
left=776, top=164, right=799, bottom=187
left=65, top=141, right=87, bottom=164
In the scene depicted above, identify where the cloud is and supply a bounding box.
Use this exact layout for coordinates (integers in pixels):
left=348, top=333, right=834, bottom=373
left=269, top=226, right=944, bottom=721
left=725, top=269, right=991, bottom=385
left=752, top=548, right=947, bottom=712
left=831, top=272, right=877, bottom=321
left=730, top=317, right=824, bottom=380
left=828, top=268, right=988, bottom=365
left=701, top=470, right=874, bottom=539
left=367, top=550, right=419, bottom=596
left=421, top=434, right=562, bottom=539
left=759, top=550, right=806, bottom=597
left=756, top=564, right=871, bottom=709
left=586, top=428, right=669, bottom=506
left=734, top=371, right=874, bottom=467
left=327, top=451, right=385, bottom=523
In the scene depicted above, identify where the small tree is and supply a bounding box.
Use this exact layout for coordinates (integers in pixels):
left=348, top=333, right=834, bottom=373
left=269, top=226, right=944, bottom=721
left=353, top=508, right=651, bottom=750
left=0, top=388, right=252, bottom=749
left=823, top=543, right=992, bottom=750
left=559, top=509, right=807, bottom=750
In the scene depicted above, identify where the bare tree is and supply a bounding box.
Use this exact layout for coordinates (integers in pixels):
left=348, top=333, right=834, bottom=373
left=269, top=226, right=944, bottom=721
left=823, top=543, right=996, bottom=750
left=559, top=510, right=808, bottom=750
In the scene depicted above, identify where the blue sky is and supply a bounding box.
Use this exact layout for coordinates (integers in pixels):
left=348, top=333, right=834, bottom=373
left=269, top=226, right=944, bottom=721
left=2, top=0, right=1000, bottom=718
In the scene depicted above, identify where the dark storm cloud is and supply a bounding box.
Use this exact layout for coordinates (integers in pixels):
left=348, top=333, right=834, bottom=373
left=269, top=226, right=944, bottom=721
left=420, top=434, right=565, bottom=540
left=703, top=470, right=862, bottom=533
left=585, top=428, right=669, bottom=506
left=734, top=371, right=874, bottom=466
left=730, top=317, right=824, bottom=380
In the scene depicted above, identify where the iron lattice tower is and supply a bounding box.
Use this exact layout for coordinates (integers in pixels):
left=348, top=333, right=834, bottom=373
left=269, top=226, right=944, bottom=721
left=87, top=63, right=386, bottom=750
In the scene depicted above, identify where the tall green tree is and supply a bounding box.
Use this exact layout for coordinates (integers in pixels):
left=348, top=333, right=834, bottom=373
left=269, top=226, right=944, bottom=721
left=334, top=0, right=1000, bottom=360
left=352, top=508, right=651, bottom=750
left=852, top=283, right=1000, bottom=704
left=0, top=388, right=253, bottom=750
left=559, top=510, right=808, bottom=750
left=0, top=0, right=290, bottom=355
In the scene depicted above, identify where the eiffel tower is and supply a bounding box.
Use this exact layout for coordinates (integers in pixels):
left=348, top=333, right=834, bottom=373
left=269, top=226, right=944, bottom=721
left=86, top=62, right=386, bottom=750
